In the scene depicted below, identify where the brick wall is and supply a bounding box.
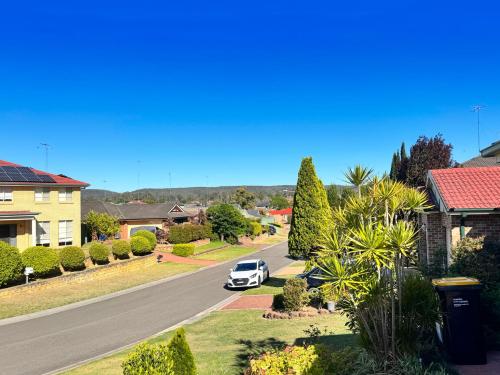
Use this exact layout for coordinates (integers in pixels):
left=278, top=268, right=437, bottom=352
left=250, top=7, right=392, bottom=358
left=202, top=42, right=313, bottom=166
left=450, top=214, right=500, bottom=245
left=419, top=212, right=447, bottom=265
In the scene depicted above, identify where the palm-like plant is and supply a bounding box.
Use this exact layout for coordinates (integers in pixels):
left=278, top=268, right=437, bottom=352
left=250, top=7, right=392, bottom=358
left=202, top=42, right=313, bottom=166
left=348, top=223, right=393, bottom=273
left=318, top=227, right=349, bottom=258
left=344, top=165, right=373, bottom=197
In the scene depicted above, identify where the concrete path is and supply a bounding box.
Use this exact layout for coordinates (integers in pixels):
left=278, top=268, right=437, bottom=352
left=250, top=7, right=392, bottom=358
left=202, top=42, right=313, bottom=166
left=0, top=242, right=292, bottom=375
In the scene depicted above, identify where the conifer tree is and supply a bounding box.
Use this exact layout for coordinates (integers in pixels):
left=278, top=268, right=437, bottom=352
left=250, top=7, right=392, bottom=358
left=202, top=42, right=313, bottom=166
left=288, top=157, right=333, bottom=258
left=167, top=328, right=197, bottom=375
left=398, top=142, right=409, bottom=181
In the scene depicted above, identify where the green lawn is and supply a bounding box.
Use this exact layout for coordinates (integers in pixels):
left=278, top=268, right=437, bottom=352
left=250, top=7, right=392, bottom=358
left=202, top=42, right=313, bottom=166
left=0, top=262, right=200, bottom=319
left=194, top=246, right=257, bottom=262
left=193, top=241, right=226, bottom=255
left=242, top=275, right=294, bottom=295
left=64, top=310, right=354, bottom=375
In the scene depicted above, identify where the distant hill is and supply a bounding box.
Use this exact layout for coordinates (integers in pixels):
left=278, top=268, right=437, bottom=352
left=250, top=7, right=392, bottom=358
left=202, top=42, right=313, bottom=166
left=82, top=185, right=298, bottom=204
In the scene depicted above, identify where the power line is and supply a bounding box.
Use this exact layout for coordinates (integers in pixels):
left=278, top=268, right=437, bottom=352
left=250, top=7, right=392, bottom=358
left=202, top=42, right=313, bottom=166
left=37, top=143, right=51, bottom=170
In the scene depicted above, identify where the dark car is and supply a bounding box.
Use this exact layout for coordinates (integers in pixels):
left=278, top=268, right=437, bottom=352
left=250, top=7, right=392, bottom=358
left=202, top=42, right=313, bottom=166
left=268, top=225, right=277, bottom=235
left=296, top=267, right=326, bottom=289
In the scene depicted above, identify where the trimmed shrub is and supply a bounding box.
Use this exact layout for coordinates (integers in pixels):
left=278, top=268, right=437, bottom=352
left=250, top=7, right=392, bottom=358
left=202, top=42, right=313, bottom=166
left=59, top=246, right=86, bottom=271
left=247, top=221, right=262, bottom=237
left=88, top=242, right=110, bottom=264
left=132, top=230, right=157, bottom=250
left=167, top=328, right=196, bottom=375
left=168, top=224, right=212, bottom=244
left=21, top=246, right=60, bottom=277
left=172, top=244, right=195, bottom=257
left=112, top=240, right=131, bottom=259
left=0, top=242, right=23, bottom=286
left=283, top=278, right=309, bottom=312
left=130, top=236, right=152, bottom=255
left=122, top=343, right=173, bottom=375
left=272, top=293, right=285, bottom=310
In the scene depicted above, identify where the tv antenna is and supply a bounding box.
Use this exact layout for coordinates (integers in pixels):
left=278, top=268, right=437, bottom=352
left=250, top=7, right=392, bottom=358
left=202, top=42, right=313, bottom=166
left=471, top=105, right=485, bottom=152
left=38, top=143, right=51, bottom=170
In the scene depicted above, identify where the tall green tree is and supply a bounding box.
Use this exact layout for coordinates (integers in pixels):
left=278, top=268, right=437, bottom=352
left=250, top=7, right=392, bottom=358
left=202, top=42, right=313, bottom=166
left=288, top=157, right=333, bottom=258
left=84, top=211, right=120, bottom=241
left=389, top=151, right=401, bottom=181
left=206, top=203, right=247, bottom=242
left=231, top=187, right=256, bottom=209
left=270, top=194, right=289, bottom=210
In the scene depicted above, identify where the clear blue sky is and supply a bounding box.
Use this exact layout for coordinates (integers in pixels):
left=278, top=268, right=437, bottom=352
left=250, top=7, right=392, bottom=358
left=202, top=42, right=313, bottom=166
left=1, top=1, right=499, bottom=192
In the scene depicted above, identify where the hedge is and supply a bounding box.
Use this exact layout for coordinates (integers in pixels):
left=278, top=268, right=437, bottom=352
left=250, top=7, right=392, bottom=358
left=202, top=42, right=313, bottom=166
left=89, top=242, right=110, bottom=264
left=168, top=224, right=212, bottom=244
left=172, top=244, right=195, bottom=257
left=283, top=278, right=309, bottom=312
left=131, top=236, right=152, bottom=255
left=59, top=246, right=86, bottom=271
left=0, top=242, right=23, bottom=287
left=112, top=240, right=131, bottom=259
left=131, top=230, right=157, bottom=250
left=21, top=246, right=61, bottom=277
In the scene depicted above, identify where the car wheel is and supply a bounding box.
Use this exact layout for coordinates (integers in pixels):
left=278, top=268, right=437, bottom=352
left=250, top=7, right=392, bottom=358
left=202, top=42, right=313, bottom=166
left=266, top=270, right=270, bottom=280
left=257, top=277, right=262, bottom=287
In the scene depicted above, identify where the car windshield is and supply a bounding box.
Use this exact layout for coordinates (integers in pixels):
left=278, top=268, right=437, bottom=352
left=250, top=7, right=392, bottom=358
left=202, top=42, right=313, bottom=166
left=234, top=263, right=257, bottom=272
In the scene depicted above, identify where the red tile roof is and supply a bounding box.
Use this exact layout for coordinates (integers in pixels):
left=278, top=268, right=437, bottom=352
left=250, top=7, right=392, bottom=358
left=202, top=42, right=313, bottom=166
left=0, top=160, right=89, bottom=187
left=269, top=208, right=293, bottom=215
left=429, top=167, right=500, bottom=210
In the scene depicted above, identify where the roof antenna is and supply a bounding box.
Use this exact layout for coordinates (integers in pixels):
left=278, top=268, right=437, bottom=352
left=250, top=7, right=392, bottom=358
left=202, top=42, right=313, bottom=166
left=37, top=143, right=51, bottom=171
left=471, top=105, right=485, bottom=152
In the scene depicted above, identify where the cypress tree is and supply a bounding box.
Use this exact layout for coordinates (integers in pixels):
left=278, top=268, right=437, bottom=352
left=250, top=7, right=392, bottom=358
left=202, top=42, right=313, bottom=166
left=288, top=157, right=333, bottom=258
left=389, top=152, right=400, bottom=181
left=398, top=142, right=409, bottom=182
left=167, top=328, right=196, bottom=375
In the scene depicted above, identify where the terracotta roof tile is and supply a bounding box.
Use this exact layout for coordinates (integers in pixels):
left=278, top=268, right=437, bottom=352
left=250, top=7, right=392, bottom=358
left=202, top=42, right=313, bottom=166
left=269, top=208, right=293, bottom=215
left=430, top=167, right=500, bottom=210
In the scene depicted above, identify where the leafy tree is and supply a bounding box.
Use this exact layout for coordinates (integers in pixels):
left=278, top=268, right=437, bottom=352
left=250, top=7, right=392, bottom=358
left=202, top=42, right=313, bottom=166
left=270, top=194, right=289, bottom=210
left=84, top=211, right=120, bottom=241
left=288, top=157, right=333, bottom=258
left=206, top=203, right=247, bottom=242
left=406, top=134, right=454, bottom=187
left=231, top=187, right=256, bottom=209
left=167, top=328, right=197, bottom=375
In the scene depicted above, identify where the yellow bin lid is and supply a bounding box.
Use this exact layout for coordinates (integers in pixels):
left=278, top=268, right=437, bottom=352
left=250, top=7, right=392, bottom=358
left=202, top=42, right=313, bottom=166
left=432, top=277, right=480, bottom=287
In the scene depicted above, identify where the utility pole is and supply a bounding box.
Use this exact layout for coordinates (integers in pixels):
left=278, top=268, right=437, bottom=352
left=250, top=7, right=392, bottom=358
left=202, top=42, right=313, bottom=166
left=472, top=105, right=485, bottom=152
left=38, top=143, right=51, bottom=170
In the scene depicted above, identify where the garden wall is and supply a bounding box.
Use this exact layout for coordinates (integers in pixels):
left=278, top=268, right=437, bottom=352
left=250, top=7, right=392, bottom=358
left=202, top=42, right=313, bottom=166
left=0, top=254, right=155, bottom=299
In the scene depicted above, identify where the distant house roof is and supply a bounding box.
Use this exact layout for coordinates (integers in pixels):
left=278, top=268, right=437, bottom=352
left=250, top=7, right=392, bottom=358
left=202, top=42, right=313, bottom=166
left=427, top=167, right=500, bottom=211
left=269, top=208, right=293, bottom=215
left=246, top=209, right=263, bottom=218
left=0, top=160, right=89, bottom=187
left=82, top=201, right=194, bottom=220
left=461, top=140, right=500, bottom=168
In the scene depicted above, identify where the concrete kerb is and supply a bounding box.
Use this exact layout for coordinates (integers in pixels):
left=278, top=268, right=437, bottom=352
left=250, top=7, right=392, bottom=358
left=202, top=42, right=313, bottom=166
left=0, top=241, right=287, bottom=327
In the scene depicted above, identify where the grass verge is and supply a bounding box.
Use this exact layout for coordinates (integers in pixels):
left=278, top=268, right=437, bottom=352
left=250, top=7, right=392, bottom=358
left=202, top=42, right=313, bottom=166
left=194, top=246, right=257, bottom=262
left=242, top=275, right=294, bottom=296
left=64, top=310, right=354, bottom=375
left=0, top=262, right=200, bottom=320
left=193, top=241, right=226, bottom=255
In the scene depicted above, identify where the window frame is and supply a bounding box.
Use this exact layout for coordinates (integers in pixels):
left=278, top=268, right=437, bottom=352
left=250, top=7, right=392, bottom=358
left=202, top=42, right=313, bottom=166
left=58, top=187, right=73, bottom=202
left=58, top=220, right=73, bottom=246
left=36, top=221, right=51, bottom=247
left=35, top=187, right=51, bottom=202
left=0, top=187, right=13, bottom=202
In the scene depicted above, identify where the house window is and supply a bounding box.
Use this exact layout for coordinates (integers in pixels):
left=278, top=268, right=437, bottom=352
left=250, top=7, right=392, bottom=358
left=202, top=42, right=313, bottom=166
left=36, top=221, right=51, bottom=246
left=59, top=188, right=73, bottom=202
left=58, top=220, right=73, bottom=246
left=35, top=188, right=50, bottom=202
left=0, top=188, right=13, bottom=202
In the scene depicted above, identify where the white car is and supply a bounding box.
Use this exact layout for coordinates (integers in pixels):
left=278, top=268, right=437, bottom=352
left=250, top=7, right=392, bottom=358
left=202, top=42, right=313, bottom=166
left=227, top=259, right=270, bottom=288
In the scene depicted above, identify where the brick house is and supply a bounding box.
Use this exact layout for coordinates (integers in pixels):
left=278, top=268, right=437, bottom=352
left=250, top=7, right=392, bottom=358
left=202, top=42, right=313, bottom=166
left=418, top=166, right=500, bottom=266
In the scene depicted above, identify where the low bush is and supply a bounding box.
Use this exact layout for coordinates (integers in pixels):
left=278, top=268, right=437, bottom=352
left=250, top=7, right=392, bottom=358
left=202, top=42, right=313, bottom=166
left=112, top=240, right=131, bottom=259
left=172, top=244, right=195, bottom=257
left=130, top=236, right=152, bottom=256
left=246, top=345, right=327, bottom=375
left=168, top=224, right=212, bottom=244
left=132, top=230, right=157, bottom=250
left=59, top=246, right=86, bottom=271
left=272, top=293, right=285, bottom=310
left=167, top=328, right=196, bottom=375
left=88, top=242, right=110, bottom=264
left=283, top=278, right=309, bottom=312
left=246, top=221, right=262, bottom=238
left=21, top=246, right=60, bottom=277
left=0, top=242, right=23, bottom=286
left=481, top=284, right=500, bottom=349
left=122, top=343, right=173, bottom=375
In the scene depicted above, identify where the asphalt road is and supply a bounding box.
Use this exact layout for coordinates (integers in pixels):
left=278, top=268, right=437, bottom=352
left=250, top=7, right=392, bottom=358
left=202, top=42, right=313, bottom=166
left=0, top=241, right=292, bottom=375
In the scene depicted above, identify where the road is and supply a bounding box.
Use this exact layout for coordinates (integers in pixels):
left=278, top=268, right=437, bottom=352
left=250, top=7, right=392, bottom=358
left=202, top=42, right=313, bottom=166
left=0, top=241, right=292, bottom=375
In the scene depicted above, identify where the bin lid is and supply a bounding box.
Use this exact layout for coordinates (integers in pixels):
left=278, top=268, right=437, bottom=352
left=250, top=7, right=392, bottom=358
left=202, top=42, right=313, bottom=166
left=432, top=277, right=480, bottom=287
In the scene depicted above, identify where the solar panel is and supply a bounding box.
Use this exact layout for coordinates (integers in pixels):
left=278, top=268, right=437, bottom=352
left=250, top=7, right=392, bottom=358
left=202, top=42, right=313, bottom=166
left=0, top=166, right=55, bottom=183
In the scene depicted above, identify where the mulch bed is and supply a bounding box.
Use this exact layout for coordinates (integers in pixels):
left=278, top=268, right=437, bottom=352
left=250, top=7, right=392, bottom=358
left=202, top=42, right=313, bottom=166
left=263, top=306, right=331, bottom=319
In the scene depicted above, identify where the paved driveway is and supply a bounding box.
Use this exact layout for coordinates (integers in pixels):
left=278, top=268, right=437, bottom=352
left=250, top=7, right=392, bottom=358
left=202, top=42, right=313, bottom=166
left=0, top=241, right=292, bottom=375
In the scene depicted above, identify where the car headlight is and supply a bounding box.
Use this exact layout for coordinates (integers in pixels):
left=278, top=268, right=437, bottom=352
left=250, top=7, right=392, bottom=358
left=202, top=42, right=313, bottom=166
left=249, top=273, right=257, bottom=279
left=228, top=275, right=233, bottom=280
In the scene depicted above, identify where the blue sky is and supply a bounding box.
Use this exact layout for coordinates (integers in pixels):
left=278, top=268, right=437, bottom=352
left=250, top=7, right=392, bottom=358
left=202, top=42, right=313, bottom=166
left=1, top=1, right=499, bottom=192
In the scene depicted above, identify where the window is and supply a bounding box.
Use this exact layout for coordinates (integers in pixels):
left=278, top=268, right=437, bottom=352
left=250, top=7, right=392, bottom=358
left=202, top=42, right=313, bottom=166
left=35, top=188, right=50, bottom=202
left=59, top=188, right=73, bottom=202
left=0, top=188, right=13, bottom=202
left=58, top=220, right=73, bottom=246
left=36, top=221, right=50, bottom=246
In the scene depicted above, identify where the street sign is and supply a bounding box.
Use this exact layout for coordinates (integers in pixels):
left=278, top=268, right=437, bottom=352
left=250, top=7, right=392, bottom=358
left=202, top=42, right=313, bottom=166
left=24, top=267, right=34, bottom=275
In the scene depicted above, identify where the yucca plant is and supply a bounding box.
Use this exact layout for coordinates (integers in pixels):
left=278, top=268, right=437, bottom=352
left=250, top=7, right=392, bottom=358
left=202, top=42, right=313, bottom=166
left=344, top=165, right=373, bottom=197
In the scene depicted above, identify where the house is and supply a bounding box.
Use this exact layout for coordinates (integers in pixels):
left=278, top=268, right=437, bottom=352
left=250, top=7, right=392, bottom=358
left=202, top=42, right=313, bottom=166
left=269, top=207, right=292, bottom=225
left=0, top=160, right=89, bottom=249
left=418, top=166, right=500, bottom=266
left=81, top=201, right=196, bottom=240
left=461, top=140, right=500, bottom=167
